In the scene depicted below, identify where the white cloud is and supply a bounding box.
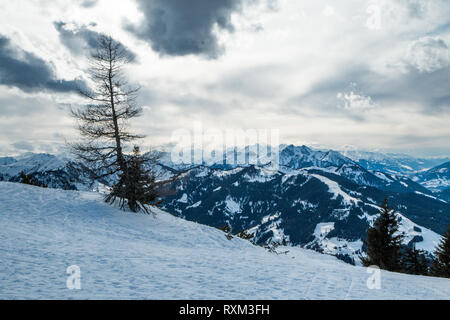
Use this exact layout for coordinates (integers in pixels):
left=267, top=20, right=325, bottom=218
left=406, top=36, right=450, bottom=73
left=322, top=5, right=335, bottom=17
left=337, top=91, right=377, bottom=111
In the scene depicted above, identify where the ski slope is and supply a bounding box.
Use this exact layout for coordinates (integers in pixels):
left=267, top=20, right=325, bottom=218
left=0, top=182, right=449, bottom=300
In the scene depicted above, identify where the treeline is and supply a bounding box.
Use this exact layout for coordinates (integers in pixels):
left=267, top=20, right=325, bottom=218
left=18, top=171, right=47, bottom=188
left=361, top=199, right=450, bottom=278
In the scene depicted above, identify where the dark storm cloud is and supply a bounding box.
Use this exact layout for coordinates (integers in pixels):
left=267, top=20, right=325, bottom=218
left=53, top=22, right=137, bottom=61
left=126, top=0, right=257, bottom=58
left=79, top=0, right=98, bottom=8
left=0, top=35, right=86, bottom=93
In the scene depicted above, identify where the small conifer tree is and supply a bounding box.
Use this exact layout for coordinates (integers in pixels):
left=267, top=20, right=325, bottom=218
left=361, top=198, right=404, bottom=271
left=106, top=147, right=159, bottom=213
left=431, top=225, right=450, bottom=278
left=401, top=246, right=429, bottom=275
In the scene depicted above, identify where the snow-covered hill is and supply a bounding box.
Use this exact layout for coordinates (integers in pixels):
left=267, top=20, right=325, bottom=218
left=0, top=153, right=95, bottom=191
left=0, top=182, right=449, bottom=299
left=341, top=150, right=450, bottom=176
left=0, top=153, right=176, bottom=191
left=162, top=165, right=447, bottom=264
left=415, top=162, right=450, bottom=192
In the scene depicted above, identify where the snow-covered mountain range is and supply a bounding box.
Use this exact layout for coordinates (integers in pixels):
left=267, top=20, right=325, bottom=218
left=1, top=145, right=449, bottom=264
left=341, top=150, right=450, bottom=176
left=161, top=164, right=446, bottom=264
left=414, top=162, right=450, bottom=191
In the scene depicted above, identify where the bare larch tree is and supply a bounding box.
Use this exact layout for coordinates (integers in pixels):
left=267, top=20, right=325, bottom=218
left=71, top=35, right=157, bottom=213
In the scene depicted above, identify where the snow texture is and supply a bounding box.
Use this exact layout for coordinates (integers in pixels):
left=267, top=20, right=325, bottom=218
left=1, top=182, right=449, bottom=300
left=311, top=174, right=359, bottom=205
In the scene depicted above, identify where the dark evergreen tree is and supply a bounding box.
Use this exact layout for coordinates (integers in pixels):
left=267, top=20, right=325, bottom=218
left=361, top=198, right=404, bottom=271
left=431, top=225, right=450, bottom=278
left=19, top=171, right=47, bottom=188
left=400, top=246, right=429, bottom=275
left=106, top=146, right=160, bottom=214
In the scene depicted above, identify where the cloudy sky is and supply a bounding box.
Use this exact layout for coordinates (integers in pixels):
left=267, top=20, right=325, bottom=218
left=0, top=0, right=450, bottom=157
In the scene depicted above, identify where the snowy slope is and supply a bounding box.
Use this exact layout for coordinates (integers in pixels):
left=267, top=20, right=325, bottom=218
left=1, top=182, right=449, bottom=300
left=416, top=162, right=450, bottom=192
left=0, top=153, right=176, bottom=191
left=341, top=150, right=450, bottom=176
left=0, top=153, right=68, bottom=177
left=0, top=153, right=93, bottom=191
left=0, top=157, right=17, bottom=166
left=162, top=165, right=448, bottom=264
